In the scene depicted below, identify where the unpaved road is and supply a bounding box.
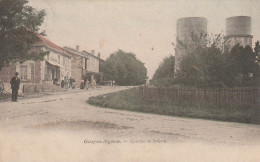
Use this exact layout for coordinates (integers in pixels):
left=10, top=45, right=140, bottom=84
left=0, top=86, right=260, bottom=162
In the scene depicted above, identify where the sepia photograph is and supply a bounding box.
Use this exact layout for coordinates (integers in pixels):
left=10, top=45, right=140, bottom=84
left=0, top=0, right=259, bottom=161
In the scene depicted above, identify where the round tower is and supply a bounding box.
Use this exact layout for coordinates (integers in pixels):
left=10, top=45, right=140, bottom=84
left=175, top=17, right=207, bottom=74
left=225, top=16, right=253, bottom=51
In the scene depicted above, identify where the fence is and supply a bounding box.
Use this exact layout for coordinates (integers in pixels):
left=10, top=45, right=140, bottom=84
left=139, top=86, right=259, bottom=107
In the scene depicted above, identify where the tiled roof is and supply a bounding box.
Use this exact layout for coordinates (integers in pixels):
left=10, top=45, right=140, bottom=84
left=36, top=34, right=71, bottom=57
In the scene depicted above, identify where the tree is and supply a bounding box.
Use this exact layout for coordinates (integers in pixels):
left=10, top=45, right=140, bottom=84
left=151, top=55, right=175, bottom=87
left=175, top=33, right=226, bottom=88
left=101, top=50, right=147, bottom=86
left=175, top=31, right=260, bottom=88
left=0, top=0, right=48, bottom=70
left=223, top=44, right=259, bottom=87
left=254, top=41, right=260, bottom=64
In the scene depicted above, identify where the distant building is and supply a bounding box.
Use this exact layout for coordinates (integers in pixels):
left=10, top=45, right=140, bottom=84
left=64, top=46, right=104, bottom=87
left=224, top=16, right=253, bottom=51
left=0, top=34, right=71, bottom=92
left=81, top=50, right=101, bottom=73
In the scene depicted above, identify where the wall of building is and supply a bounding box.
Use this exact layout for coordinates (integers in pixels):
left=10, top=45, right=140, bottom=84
left=43, top=47, right=71, bottom=81
left=0, top=60, right=42, bottom=93
left=86, top=55, right=99, bottom=73
left=0, top=63, right=16, bottom=82
left=71, top=55, right=83, bottom=88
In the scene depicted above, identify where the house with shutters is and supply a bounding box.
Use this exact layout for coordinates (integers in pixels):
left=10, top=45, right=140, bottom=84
left=0, top=34, right=71, bottom=93
left=63, top=46, right=105, bottom=87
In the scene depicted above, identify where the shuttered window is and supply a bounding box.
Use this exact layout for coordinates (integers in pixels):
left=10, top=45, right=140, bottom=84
left=82, top=58, right=85, bottom=70
left=27, top=66, right=31, bottom=80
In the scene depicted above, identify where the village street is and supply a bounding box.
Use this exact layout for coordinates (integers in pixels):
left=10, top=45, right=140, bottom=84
left=0, top=86, right=260, bottom=162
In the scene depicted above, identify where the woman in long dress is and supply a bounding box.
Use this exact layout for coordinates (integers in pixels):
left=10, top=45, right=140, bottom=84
left=64, top=76, right=69, bottom=89
left=85, top=79, right=89, bottom=90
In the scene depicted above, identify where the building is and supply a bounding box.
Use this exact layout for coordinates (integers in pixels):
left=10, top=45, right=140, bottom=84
left=225, top=16, right=253, bottom=51
left=0, top=34, right=71, bottom=93
left=64, top=46, right=104, bottom=87
left=81, top=50, right=101, bottom=73
left=174, top=17, right=208, bottom=74
left=37, top=35, right=72, bottom=83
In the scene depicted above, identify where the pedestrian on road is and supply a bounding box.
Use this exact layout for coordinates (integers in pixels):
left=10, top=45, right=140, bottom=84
left=64, top=76, right=69, bottom=89
left=93, top=79, right=96, bottom=89
left=85, top=79, right=89, bottom=90
left=69, top=77, right=73, bottom=88
left=10, top=72, right=20, bottom=102
left=80, top=80, right=85, bottom=89
left=61, top=80, right=64, bottom=88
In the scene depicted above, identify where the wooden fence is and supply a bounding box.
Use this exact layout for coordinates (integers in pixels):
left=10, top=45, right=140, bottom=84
left=139, top=86, right=260, bottom=107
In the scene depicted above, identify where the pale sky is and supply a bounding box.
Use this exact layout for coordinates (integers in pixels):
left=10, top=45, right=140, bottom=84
left=29, top=0, right=260, bottom=79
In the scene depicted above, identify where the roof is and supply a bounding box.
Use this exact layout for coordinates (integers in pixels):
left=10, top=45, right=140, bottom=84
left=64, top=46, right=105, bottom=62
left=81, top=50, right=105, bottom=62
left=36, top=34, right=71, bottom=57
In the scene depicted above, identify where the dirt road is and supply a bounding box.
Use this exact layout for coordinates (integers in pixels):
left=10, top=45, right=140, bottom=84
left=0, top=86, right=259, bottom=162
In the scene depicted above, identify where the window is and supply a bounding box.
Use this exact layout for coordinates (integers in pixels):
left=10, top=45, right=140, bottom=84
left=20, top=66, right=27, bottom=80
left=85, top=58, right=88, bottom=70
left=63, top=56, right=65, bottom=66
left=58, top=55, right=60, bottom=64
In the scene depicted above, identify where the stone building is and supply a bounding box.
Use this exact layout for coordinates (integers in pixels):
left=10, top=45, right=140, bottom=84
left=81, top=50, right=101, bottom=73
left=64, top=46, right=104, bottom=87
left=0, top=34, right=71, bottom=93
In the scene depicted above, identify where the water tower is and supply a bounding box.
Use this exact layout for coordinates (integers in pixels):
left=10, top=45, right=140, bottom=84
left=175, top=17, right=207, bottom=74
left=225, top=16, right=253, bottom=51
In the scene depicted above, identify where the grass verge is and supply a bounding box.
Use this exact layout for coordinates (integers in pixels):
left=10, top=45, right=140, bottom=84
left=88, top=87, right=259, bottom=124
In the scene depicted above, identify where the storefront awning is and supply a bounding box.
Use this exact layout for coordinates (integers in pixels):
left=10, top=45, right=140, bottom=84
left=45, top=60, right=60, bottom=68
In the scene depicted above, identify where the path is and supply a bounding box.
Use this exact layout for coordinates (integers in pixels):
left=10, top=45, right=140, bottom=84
left=0, top=86, right=259, bottom=162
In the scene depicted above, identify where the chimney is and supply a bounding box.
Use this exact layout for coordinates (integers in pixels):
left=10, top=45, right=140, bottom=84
left=76, top=45, right=79, bottom=51
left=91, top=50, right=95, bottom=55
left=98, top=52, right=101, bottom=58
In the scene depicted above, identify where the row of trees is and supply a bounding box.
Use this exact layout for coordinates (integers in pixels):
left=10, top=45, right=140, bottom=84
left=152, top=34, right=260, bottom=88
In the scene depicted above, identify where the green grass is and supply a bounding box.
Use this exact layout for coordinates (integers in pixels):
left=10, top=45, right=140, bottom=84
left=88, top=87, right=258, bottom=124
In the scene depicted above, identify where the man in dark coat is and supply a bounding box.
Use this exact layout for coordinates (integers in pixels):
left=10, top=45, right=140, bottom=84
left=10, top=72, right=20, bottom=102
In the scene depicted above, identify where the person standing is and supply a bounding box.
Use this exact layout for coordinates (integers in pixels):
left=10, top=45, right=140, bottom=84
left=80, top=80, right=85, bottom=89
left=85, top=79, right=89, bottom=90
left=93, top=79, right=96, bottom=89
left=10, top=72, right=20, bottom=102
left=64, top=76, right=69, bottom=89
left=61, top=79, right=64, bottom=88
left=69, top=77, right=73, bottom=88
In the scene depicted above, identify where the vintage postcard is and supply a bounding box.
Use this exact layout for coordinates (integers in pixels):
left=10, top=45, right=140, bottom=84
left=0, top=0, right=259, bottom=161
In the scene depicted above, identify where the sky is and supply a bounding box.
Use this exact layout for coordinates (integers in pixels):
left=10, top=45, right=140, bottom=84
left=29, top=0, right=260, bottom=79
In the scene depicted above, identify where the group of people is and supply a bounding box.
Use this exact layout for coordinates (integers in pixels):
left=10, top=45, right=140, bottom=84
left=109, top=79, right=116, bottom=86
left=80, top=79, right=96, bottom=90
left=60, top=76, right=76, bottom=89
